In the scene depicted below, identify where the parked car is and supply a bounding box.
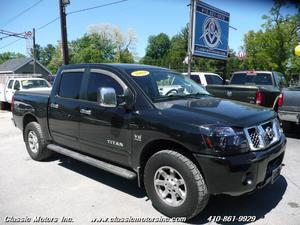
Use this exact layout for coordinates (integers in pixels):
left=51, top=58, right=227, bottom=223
left=12, top=64, right=286, bottom=219
left=0, top=77, right=51, bottom=105
left=277, top=86, right=300, bottom=132
left=206, top=71, right=286, bottom=109
left=182, top=72, right=223, bottom=87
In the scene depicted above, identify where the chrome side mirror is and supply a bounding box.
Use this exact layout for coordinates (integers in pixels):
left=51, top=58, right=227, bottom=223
left=97, top=87, right=117, bottom=108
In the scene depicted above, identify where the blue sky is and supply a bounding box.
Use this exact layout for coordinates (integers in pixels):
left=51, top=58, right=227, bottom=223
left=0, top=0, right=297, bottom=59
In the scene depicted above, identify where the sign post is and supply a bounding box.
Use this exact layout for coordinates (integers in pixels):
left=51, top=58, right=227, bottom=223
left=187, top=0, right=195, bottom=77
left=188, top=0, right=230, bottom=80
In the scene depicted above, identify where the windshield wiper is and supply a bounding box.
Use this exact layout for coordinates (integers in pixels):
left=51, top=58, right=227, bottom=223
left=184, top=92, right=210, bottom=98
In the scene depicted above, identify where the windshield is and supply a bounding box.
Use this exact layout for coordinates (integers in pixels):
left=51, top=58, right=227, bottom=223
left=21, top=79, right=51, bottom=89
left=127, top=69, right=209, bottom=102
left=231, top=73, right=273, bottom=85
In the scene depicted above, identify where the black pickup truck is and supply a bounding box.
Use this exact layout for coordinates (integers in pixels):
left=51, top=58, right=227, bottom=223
left=12, top=64, right=286, bottom=219
left=206, top=71, right=286, bottom=109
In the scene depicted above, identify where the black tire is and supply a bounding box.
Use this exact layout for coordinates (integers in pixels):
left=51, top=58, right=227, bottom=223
left=282, top=121, right=293, bottom=133
left=144, top=150, right=209, bottom=219
left=24, top=122, right=53, bottom=161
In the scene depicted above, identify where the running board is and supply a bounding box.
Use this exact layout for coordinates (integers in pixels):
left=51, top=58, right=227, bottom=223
left=47, top=144, right=136, bottom=180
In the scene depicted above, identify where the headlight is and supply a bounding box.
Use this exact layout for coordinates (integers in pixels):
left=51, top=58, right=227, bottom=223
left=200, top=125, right=249, bottom=153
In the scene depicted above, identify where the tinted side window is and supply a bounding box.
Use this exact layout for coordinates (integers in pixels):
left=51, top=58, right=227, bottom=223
left=87, top=72, right=124, bottom=102
left=205, top=75, right=223, bottom=85
left=231, top=73, right=246, bottom=84
left=274, top=72, right=286, bottom=87
left=59, top=72, right=83, bottom=99
left=14, top=81, right=20, bottom=90
left=191, top=75, right=201, bottom=84
left=7, top=80, right=14, bottom=89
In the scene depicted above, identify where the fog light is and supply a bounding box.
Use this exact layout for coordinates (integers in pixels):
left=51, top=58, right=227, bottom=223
left=243, top=172, right=253, bottom=185
left=245, top=178, right=253, bottom=185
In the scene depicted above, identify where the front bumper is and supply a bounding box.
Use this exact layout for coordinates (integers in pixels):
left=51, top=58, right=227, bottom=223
left=194, top=135, right=286, bottom=196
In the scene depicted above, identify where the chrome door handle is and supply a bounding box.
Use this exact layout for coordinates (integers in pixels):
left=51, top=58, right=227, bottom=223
left=80, top=109, right=91, bottom=115
left=50, top=103, right=59, bottom=109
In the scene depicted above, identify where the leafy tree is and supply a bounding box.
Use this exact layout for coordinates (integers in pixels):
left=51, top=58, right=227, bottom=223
left=243, top=1, right=300, bottom=76
left=47, top=42, right=63, bottom=74
left=0, top=52, right=25, bottom=64
left=70, top=24, right=136, bottom=64
left=33, top=44, right=56, bottom=67
left=142, top=33, right=171, bottom=66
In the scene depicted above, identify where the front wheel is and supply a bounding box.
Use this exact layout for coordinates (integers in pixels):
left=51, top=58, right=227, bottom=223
left=144, top=150, right=209, bottom=219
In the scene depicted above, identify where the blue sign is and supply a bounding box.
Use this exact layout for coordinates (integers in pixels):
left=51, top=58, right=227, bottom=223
left=192, top=1, right=230, bottom=60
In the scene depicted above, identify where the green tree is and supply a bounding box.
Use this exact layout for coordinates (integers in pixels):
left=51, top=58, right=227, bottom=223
left=70, top=24, right=136, bottom=64
left=47, top=42, right=63, bottom=74
left=33, top=44, right=56, bottom=67
left=243, top=1, right=300, bottom=76
left=0, top=52, right=25, bottom=64
left=142, top=33, right=171, bottom=66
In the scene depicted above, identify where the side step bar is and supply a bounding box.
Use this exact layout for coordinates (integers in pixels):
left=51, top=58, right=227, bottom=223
left=47, top=144, right=136, bottom=180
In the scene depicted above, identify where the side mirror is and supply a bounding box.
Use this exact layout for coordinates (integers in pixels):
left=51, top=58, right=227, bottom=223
left=97, top=87, right=117, bottom=108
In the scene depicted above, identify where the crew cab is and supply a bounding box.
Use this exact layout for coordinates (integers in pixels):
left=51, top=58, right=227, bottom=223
left=12, top=64, right=286, bottom=219
left=206, top=71, right=286, bottom=109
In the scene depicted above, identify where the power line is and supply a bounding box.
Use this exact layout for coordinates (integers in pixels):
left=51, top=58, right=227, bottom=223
left=37, top=17, right=60, bottom=31
left=68, top=0, right=128, bottom=15
left=0, top=39, right=22, bottom=50
left=1, top=0, right=44, bottom=29
left=0, top=0, right=129, bottom=50
left=36, top=0, right=129, bottom=31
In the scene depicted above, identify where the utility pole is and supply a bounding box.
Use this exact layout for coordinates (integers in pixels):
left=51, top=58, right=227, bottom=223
left=187, top=0, right=195, bottom=78
left=32, top=28, right=36, bottom=74
left=59, top=0, right=70, bottom=65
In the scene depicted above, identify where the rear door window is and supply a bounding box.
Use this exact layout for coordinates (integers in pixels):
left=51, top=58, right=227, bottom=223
left=13, top=80, right=20, bottom=90
left=7, top=80, right=14, bottom=89
left=205, top=74, right=223, bottom=85
left=191, top=75, right=201, bottom=84
left=59, top=72, right=83, bottom=99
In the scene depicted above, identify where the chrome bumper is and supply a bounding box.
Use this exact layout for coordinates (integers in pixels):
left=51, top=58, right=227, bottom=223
left=278, top=110, right=300, bottom=124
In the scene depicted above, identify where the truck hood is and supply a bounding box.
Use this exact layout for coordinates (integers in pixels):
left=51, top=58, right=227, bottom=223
left=154, top=96, right=276, bottom=128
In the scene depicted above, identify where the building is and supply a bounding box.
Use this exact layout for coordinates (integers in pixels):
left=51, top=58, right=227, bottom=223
left=0, top=58, right=52, bottom=79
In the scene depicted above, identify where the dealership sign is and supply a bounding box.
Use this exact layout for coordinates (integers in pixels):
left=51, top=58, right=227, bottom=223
left=192, top=1, right=230, bottom=60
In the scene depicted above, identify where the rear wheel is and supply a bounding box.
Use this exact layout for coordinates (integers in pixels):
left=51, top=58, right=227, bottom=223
left=24, top=122, right=53, bottom=161
left=144, top=150, right=209, bottom=219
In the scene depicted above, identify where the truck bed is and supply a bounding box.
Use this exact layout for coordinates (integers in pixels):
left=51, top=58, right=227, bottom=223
left=206, top=84, right=280, bottom=107
left=12, top=90, right=50, bottom=139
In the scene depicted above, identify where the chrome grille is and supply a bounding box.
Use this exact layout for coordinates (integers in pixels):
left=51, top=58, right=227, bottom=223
left=244, top=119, right=281, bottom=151
left=248, top=128, right=260, bottom=149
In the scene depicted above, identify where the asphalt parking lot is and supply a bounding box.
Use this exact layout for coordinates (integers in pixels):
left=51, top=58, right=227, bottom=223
left=0, top=109, right=300, bottom=225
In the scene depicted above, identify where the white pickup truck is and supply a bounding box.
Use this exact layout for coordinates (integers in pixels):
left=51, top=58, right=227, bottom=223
left=182, top=72, right=223, bottom=86
left=0, top=77, right=51, bottom=106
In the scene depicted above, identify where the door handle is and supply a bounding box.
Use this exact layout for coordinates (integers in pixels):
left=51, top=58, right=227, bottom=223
left=50, top=103, right=59, bottom=109
left=80, top=109, right=91, bottom=115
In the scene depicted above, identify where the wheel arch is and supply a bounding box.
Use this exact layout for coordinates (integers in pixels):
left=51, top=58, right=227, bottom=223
left=138, top=139, right=204, bottom=186
left=22, top=113, right=39, bottom=141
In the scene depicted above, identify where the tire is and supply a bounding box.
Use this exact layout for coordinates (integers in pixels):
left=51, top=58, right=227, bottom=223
left=282, top=121, right=293, bottom=133
left=144, top=150, right=209, bottom=219
left=24, top=122, right=53, bottom=161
